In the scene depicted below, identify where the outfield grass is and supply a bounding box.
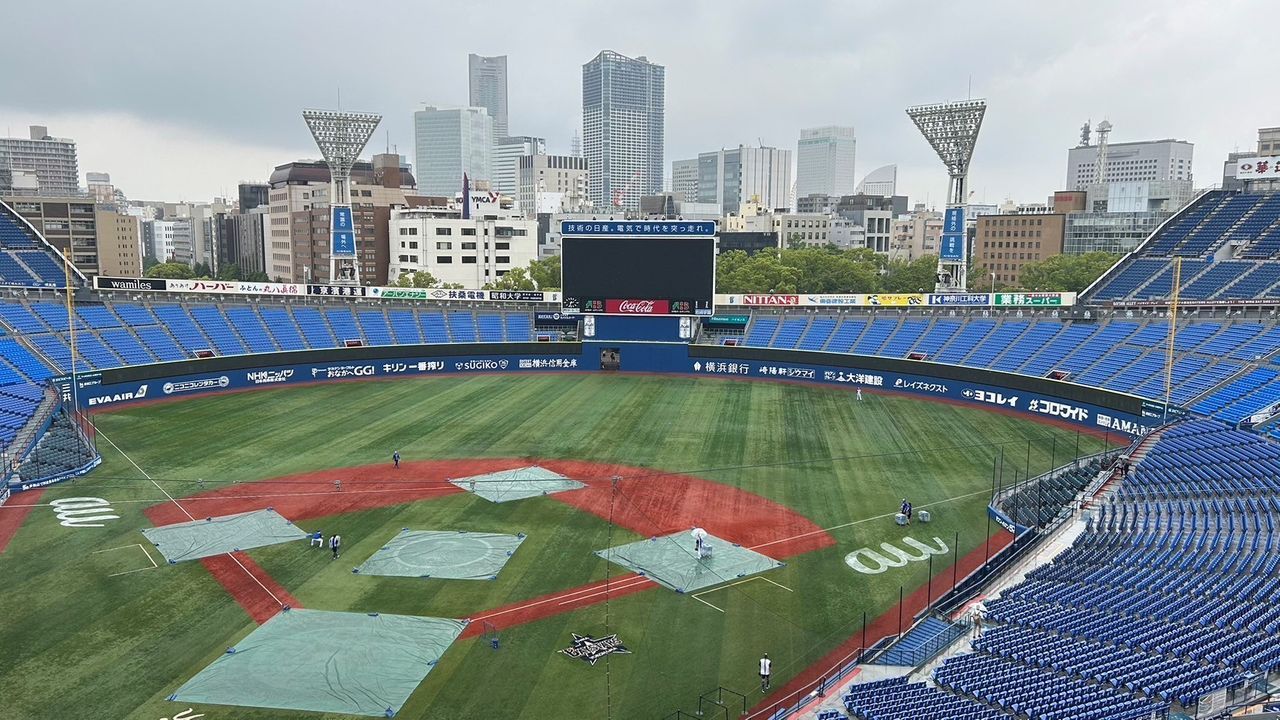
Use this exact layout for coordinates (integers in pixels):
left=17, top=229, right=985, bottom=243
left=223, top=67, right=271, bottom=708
left=0, top=375, right=1111, bottom=719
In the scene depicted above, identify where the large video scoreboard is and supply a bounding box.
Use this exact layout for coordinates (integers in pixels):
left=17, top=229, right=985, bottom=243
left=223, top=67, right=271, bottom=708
left=560, top=220, right=716, bottom=317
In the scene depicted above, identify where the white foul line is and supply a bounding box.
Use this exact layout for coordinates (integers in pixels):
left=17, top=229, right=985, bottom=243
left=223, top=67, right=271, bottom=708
left=96, top=428, right=287, bottom=610
left=748, top=486, right=996, bottom=552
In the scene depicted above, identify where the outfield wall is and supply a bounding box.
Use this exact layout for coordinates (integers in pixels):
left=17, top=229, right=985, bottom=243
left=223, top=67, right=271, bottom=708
left=59, top=341, right=1159, bottom=440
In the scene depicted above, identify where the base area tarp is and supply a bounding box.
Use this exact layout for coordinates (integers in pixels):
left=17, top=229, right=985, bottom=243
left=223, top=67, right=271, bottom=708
left=450, top=465, right=585, bottom=503
left=354, top=529, right=525, bottom=580
left=596, top=531, right=785, bottom=593
left=141, top=508, right=308, bottom=564
left=170, top=609, right=465, bottom=717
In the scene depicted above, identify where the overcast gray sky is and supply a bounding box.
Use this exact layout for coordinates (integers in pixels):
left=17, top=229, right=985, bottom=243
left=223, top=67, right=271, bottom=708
left=2, top=0, right=1276, bottom=206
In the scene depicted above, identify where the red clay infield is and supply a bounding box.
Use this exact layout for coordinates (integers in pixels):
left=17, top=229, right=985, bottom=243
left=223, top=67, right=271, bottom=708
left=142, top=458, right=834, bottom=626
left=0, top=487, right=44, bottom=555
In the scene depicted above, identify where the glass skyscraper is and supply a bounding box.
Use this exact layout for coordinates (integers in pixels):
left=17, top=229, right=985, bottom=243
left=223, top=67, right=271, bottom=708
left=582, top=51, right=664, bottom=210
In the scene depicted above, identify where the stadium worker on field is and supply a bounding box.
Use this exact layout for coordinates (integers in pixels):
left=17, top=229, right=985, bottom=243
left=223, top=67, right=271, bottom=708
left=329, top=533, right=342, bottom=559
left=310, top=530, right=323, bottom=548
left=758, top=653, right=771, bottom=692
left=393, top=450, right=400, bottom=469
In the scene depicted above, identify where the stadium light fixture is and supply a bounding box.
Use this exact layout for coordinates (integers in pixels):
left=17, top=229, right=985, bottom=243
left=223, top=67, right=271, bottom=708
left=302, top=109, right=381, bottom=286
left=906, top=99, right=986, bottom=293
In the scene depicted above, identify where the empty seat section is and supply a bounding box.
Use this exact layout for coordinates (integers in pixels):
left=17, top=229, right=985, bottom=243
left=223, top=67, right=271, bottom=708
left=447, top=311, right=477, bottom=342
left=11, top=250, right=68, bottom=285
left=910, top=320, right=960, bottom=358
left=325, top=307, right=362, bottom=345
left=990, top=322, right=1061, bottom=373
left=963, top=322, right=1028, bottom=368
left=0, top=338, right=52, bottom=381
left=0, top=303, right=49, bottom=334
left=1191, top=367, right=1277, bottom=417
left=1091, top=259, right=1166, bottom=300
left=880, top=319, right=928, bottom=357
left=357, top=310, right=394, bottom=346
left=853, top=318, right=898, bottom=354
left=475, top=314, right=505, bottom=343
left=26, top=334, right=90, bottom=372
left=1021, top=324, right=1097, bottom=376
left=1180, top=261, right=1254, bottom=299
left=504, top=313, right=532, bottom=341
left=388, top=310, right=424, bottom=344
left=771, top=318, right=809, bottom=349
left=796, top=317, right=836, bottom=351
left=134, top=325, right=187, bottom=361
left=0, top=253, right=36, bottom=285
left=934, top=320, right=994, bottom=363
left=291, top=307, right=337, bottom=348
left=223, top=306, right=279, bottom=353
left=76, top=305, right=121, bottom=329
left=1223, top=263, right=1280, bottom=297
left=824, top=318, right=866, bottom=353
left=1059, top=322, right=1138, bottom=373
left=151, top=305, right=213, bottom=352
left=257, top=307, right=307, bottom=350
left=419, top=312, right=449, bottom=343
left=189, top=306, right=247, bottom=355
left=743, top=317, right=779, bottom=347
left=100, top=328, right=156, bottom=364
left=112, top=303, right=159, bottom=326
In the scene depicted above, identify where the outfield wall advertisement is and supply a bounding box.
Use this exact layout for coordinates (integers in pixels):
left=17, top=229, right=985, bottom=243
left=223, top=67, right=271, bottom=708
left=715, top=292, right=1075, bottom=307
left=73, top=342, right=1152, bottom=439
left=93, top=276, right=561, bottom=304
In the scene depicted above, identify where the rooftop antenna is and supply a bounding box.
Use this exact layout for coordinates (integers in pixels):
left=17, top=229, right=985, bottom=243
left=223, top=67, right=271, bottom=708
left=1079, top=119, right=1092, bottom=148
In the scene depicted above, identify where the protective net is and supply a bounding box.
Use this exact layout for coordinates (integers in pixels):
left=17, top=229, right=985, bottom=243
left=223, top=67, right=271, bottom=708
left=354, top=529, right=525, bottom=580
left=595, top=531, right=785, bottom=594
left=170, top=609, right=465, bottom=717
left=141, top=508, right=308, bottom=564
left=450, top=465, right=584, bottom=503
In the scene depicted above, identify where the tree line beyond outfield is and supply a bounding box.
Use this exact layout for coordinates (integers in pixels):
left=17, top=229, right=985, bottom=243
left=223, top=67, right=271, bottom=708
left=146, top=249, right=1120, bottom=295
left=416, top=249, right=1119, bottom=295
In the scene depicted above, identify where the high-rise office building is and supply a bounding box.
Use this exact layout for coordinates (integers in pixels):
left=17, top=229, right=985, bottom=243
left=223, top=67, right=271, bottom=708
left=1066, top=137, right=1193, bottom=189
left=493, top=135, right=546, bottom=201
left=582, top=50, right=664, bottom=210
left=856, top=165, right=898, bottom=197
left=796, top=126, right=856, bottom=199
left=414, top=106, right=494, bottom=196
left=671, top=158, right=699, bottom=203
left=696, top=146, right=792, bottom=215
left=469, top=54, right=509, bottom=139
left=0, top=126, right=81, bottom=197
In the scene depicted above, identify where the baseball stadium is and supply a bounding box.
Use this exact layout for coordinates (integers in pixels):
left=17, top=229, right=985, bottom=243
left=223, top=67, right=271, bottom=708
left=3, top=171, right=1280, bottom=720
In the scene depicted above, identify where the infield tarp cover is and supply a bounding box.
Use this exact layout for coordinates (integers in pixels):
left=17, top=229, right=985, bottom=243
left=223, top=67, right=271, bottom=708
left=170, top=609, right=465, bottom=717
left=141, top=508, right=308, bottom=563
left=354, top=529, right=525, bottom=580
left=596, top=531, right=784, bottom=593
left=450, top=465, right=585, bottom=503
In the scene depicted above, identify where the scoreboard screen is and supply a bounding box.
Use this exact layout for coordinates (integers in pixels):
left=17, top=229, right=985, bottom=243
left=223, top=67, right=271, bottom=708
left=561, top=235, right=716, bottom=316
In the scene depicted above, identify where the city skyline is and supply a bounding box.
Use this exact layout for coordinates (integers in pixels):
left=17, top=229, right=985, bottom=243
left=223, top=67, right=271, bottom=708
left=0, top=0, right=1276, bottom=205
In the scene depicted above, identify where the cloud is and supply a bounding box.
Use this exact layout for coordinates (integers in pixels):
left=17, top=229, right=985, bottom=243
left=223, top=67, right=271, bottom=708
left=1, top=0, right=1277, bottom=206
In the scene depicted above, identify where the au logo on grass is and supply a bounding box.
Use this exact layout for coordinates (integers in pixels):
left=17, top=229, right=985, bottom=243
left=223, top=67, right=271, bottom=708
left=560, top=633, right=632, bottom=666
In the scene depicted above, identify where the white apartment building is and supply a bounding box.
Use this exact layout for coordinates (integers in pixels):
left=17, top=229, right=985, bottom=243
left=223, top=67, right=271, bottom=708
left=891, top=212, right=943, bottom=262
left=517, top=154, right=588, bottom=216
left=796, top=126, right=856, bottom=199
left=389, top=201, right=537, bottom=287
left=0, top=125, right=80, bottom=197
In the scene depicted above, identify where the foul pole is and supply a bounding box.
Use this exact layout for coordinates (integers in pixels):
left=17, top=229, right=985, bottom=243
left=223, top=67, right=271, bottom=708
left=1163, top=257, right=1182, bottom=423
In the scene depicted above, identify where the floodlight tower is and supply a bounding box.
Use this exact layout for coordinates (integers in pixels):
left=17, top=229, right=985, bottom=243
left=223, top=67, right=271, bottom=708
left=302, top=109, right=382, bottom=285
left=905, top=99, right=986, bottom=292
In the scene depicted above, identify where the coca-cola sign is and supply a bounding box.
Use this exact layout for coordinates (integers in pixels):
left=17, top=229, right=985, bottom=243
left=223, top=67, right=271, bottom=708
left=605, top=299, right=670, bottom=314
